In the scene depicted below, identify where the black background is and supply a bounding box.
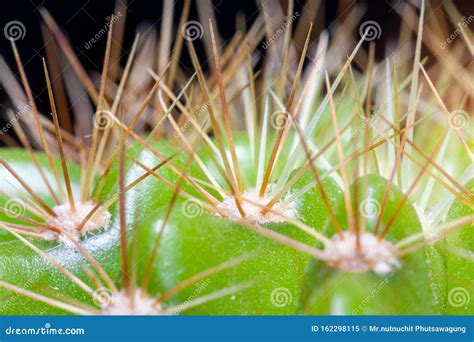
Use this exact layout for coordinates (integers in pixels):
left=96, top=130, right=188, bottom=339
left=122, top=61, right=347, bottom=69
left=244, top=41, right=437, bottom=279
left=0, top=0, right=471, bottom=127
left=0, top=0, right=404, bottom=90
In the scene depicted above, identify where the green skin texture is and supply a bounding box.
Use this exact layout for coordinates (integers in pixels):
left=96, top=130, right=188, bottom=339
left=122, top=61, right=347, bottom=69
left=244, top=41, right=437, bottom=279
left=129, top=134, right=342, bottom=314
left=0, top=148, right=121, bottom=314
left=439, top=178, right=473, bottom=314
left=0, top=149, right=82, bottom=242
left=0, top=141, right=470, bottom=315
left=0, top=140, right=207, bottom=315
left=301, top=175, right=446, bottom=314
left=0, top=138, right=272, bottom=315
left=125, top=140, right=211, bottom=222
left=0, top=136, right=339, bottom=315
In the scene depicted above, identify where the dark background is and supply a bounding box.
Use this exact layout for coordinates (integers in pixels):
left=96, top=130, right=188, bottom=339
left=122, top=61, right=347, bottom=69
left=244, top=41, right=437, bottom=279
left=0, top=0, right=407, bottom=87
left=0, top=0, right=471, bottom=130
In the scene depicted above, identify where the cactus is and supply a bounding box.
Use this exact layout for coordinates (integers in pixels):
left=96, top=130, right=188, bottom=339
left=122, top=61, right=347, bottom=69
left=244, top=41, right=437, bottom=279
left=0, top=1, right=472, bottom=315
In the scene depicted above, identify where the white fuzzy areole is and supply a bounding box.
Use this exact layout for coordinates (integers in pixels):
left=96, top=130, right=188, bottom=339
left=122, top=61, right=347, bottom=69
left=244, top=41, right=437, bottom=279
left=216, top=188, right=296, bottom=224
left=43, top=201, right=111, bottom=246
left=102, top=290, right=162, bottom=315
left=322, top=231, right=400, bottom=275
